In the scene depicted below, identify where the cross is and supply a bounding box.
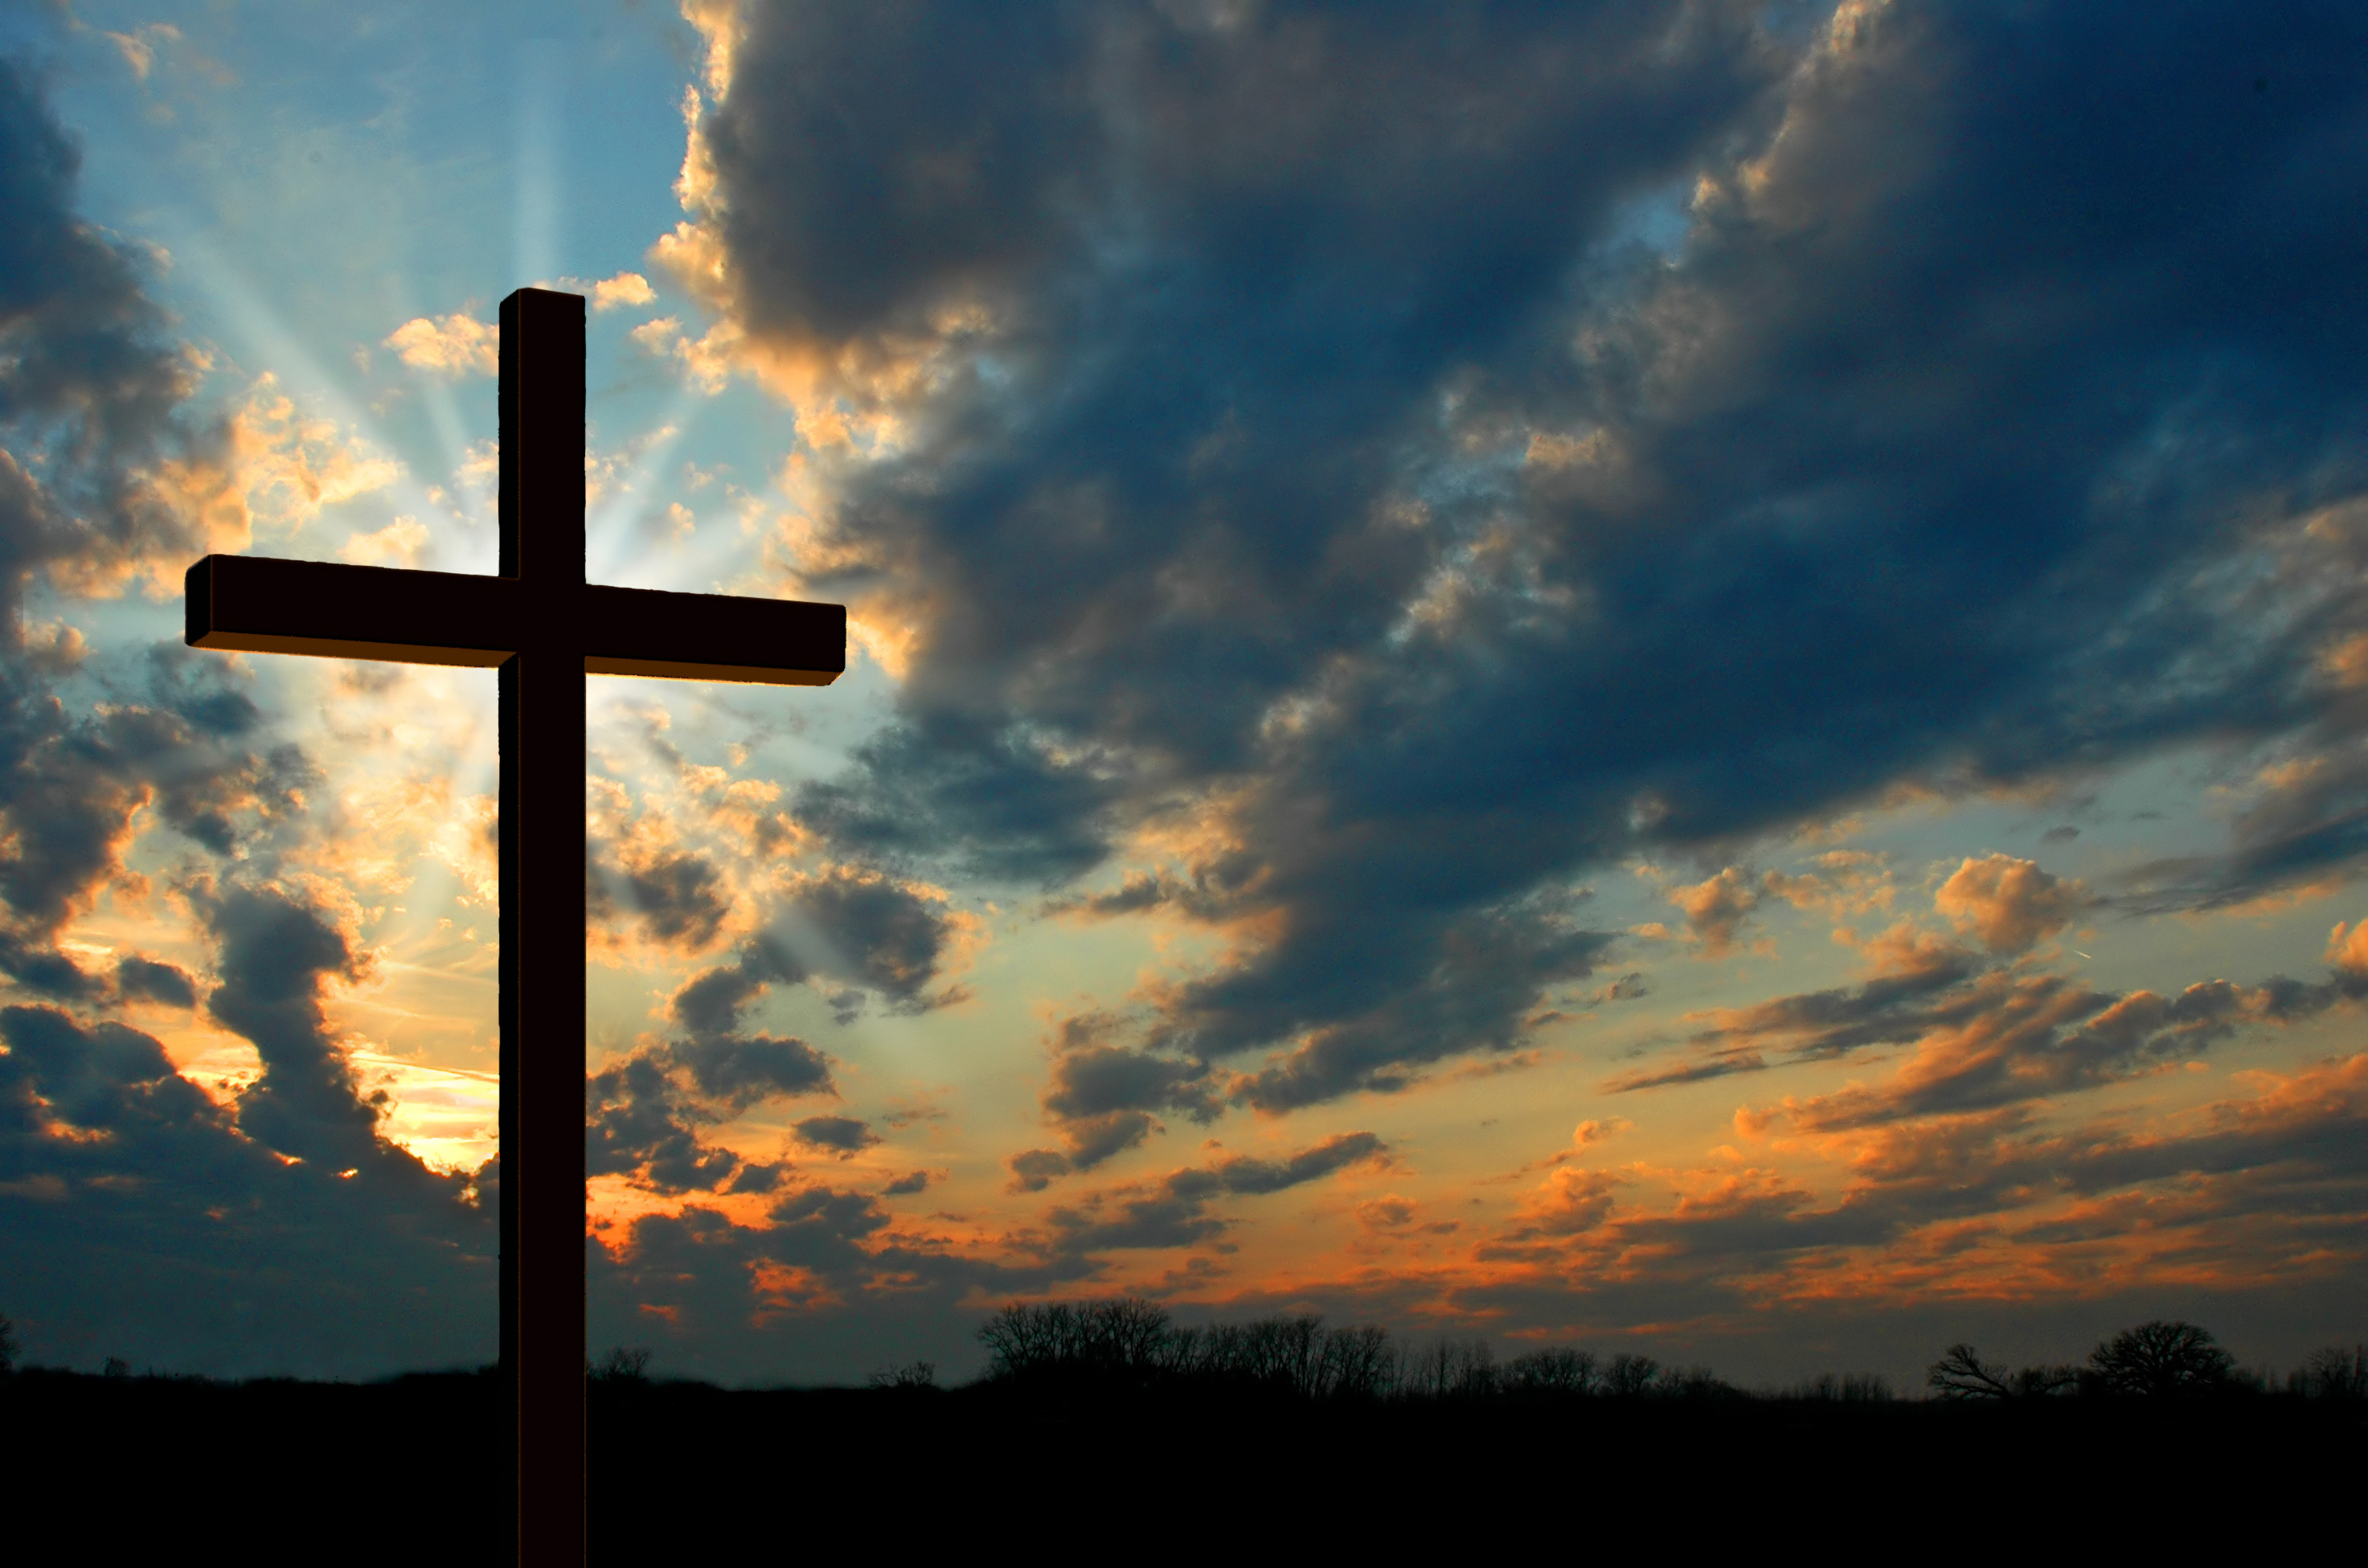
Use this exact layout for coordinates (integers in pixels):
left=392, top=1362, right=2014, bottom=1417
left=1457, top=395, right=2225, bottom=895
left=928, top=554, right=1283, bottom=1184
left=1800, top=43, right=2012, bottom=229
left=183, top=289, right=843, bottom=1563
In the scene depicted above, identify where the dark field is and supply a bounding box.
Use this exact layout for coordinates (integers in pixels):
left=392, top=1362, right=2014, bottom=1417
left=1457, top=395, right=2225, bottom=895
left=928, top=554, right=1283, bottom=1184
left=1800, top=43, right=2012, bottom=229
left=5, top=1366, right=2361, bottom=1561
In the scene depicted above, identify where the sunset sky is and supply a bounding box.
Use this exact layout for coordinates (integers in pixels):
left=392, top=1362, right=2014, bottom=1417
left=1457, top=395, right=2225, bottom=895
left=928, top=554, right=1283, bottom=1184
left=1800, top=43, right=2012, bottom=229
left=3, top=0, right=2365, bottom=1387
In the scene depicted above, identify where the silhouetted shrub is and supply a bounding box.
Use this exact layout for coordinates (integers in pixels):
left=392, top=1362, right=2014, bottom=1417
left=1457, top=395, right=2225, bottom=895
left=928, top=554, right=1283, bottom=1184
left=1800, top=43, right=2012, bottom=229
left=1661, top=1365, right=1742, bottom=1401
left=868, top=1360, right=938, bottom=1390
left=588, top=1347, right=653, bottom=1384
left=101, top=1357, right=128, bottom=1379
left=2085, top=1321, right=2234, bottom=1398
left=0, top=1313, right=15, bottom=1376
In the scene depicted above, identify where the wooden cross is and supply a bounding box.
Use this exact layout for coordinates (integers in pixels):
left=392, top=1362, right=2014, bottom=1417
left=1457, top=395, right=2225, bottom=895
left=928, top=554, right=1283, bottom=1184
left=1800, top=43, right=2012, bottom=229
left=183, top=289, right=844, bottom=1563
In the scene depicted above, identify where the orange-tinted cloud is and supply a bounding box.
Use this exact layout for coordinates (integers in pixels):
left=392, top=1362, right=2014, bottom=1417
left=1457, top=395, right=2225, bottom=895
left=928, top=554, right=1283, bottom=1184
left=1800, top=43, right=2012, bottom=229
left=1934, top=854, right=2086, bottom=954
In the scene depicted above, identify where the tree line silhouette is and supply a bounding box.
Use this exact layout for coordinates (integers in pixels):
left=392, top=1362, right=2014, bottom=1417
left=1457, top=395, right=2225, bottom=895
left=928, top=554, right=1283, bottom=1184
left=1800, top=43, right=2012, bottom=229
left=828, top=1298, right=2368, bottom=1404
left=10, top=1297, right=2364, bottom=1402
left=961, top=1298, right=1735, bottom=1401
left=10, top=1300, right=2361, bottom=1557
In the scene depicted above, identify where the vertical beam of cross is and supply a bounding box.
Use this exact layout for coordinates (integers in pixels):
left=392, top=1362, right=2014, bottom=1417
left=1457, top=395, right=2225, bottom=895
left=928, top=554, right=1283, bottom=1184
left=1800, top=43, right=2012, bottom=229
left=183, top=288, right=845, bottom=1564
left=499, top=287, right=588, bottom=1563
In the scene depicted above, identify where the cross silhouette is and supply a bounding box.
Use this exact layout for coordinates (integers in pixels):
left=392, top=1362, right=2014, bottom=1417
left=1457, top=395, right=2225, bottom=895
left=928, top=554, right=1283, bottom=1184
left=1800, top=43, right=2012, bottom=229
left=183, top=288, right=843, bottom=1562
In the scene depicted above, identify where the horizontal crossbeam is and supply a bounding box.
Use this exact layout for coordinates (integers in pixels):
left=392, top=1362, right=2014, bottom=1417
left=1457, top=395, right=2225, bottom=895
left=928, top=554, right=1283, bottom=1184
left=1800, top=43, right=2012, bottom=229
left=185, top=554, right=844, bottom=686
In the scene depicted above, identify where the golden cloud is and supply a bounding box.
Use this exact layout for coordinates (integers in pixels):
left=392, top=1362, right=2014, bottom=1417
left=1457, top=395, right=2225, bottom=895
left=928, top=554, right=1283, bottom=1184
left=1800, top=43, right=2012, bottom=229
left=385, top=313, right=498, bottom=377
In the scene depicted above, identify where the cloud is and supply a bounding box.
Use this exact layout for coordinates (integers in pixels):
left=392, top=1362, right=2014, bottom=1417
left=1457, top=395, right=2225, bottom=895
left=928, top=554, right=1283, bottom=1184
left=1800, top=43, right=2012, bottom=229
left=336, top=515, right=429, bottom=567
left=590, top=272, right=657, bottom=311
left=1038, top=1130, right=1389, bottom=1257
left=585, top=1181, right=1042, bottom=1383
left=0, top=901, right=491, bottom=1375
left=649, top=1, right=2368, bottom=1127
left=1618, top=915, right=2368, bottom=1123
left=18, top=0, right=2368, bottom=1388
left=587, top=841, right=733, bottom=952
left=0, top=65, right=512, bottom=1375
left=670, top=1031, right=834, bottom=1109
left=1665, top=866, right=1763, bottom=957
left=1006, top=1148, right=1071, bottom=1194
left=0, top=57, right=236, bottom=600
left=2328, top=917, right=2368, bottom=976
left=1029, top=1018, right=1223, bottom=1173
left=383, top=313, right=498, bottom=377
left=793, top=1114, right=880, bottom=1158
left=114, top=955, right=196, bottom=1009
left=1207, top=1130, right=1386, bottom=1194
left=588, top=945, right=841, bottom=1194
left=1935, top=854, right=2086, bottom=954
left=624, top=862, right=971, bottom=1041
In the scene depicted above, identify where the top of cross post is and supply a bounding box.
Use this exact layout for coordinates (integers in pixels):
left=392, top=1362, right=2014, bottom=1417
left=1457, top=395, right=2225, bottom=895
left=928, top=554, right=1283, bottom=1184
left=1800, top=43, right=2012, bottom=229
left=497, top=288, right=586, bottom=587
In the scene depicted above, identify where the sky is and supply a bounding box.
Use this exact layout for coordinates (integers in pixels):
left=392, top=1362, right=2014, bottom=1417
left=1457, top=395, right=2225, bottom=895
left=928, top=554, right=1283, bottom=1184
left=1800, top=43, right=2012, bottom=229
left=1, top=0, right=2365, bottom=1388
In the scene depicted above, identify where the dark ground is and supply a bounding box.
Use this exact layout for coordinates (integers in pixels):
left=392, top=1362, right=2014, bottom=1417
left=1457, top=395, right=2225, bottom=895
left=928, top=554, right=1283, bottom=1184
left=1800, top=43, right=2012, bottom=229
left=5, top=1369, right=2358, bottom=1559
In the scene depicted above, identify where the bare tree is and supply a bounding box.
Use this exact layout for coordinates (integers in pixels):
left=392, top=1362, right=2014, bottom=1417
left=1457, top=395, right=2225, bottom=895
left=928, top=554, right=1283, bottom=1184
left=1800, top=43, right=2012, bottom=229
left=1928, top=1343, right=2075, bottom=1398
left=2010, top=1363, right=2077, bottom=1397
left=1399, top=1336, right=1495, bottom=1398
left=1602, top=1353, right=1660, bottom=1398
left=1796, top=1372, right=1894, bottom=1402
left=1928, top=1343, right=2014, bottom=1399
left=2086, top=1320, right=2233, bottom=1398
left=1502, top=1347, right=1600, bottom=1396
left=977, top=1298, right=1174, bottom=1386
left=2304, top=1345, right=2368, bottom=1400
left=1318, top=1324, right=1395, bottom=1400
left=1661, top=1365, right=1738, bottom=1400
left=588, top=1347, right=652, bottom=1383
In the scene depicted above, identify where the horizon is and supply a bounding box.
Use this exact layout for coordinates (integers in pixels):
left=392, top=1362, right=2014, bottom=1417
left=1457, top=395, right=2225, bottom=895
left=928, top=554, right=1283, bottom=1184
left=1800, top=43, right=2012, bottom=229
left=2, top=0, right=2364, bottom=1394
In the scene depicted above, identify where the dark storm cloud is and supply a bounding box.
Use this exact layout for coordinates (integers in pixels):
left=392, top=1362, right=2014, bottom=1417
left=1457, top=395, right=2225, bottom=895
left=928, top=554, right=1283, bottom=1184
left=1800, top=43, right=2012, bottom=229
left=199, top=883, right=382, bottom=1167
left=0, top=58, right=502, bottom=1375
left=196, top=883, right=480, bottom=1210
left=1010, top=1022, right=1227, bottom=1186
left=628, top=865, right=966, bottom=1034
left=787, top=868, right=967, bottom=1010
left=0, top=911, right=493, bottom=1376
left=797, top=721, right=1112, bottom=886
left=670, top=1031, right=834, bottom=1108
left=586, top=1051, right=748, bottom=1193
left=683, top=2, right=2368, bottom=1114
left=588, top=964, right=837, bottom=1193
left=113, top=956, right=196, bottom=1009
left=0, top=56, right=197, bottom=565
left=0, top=59, right=311, bottom=987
